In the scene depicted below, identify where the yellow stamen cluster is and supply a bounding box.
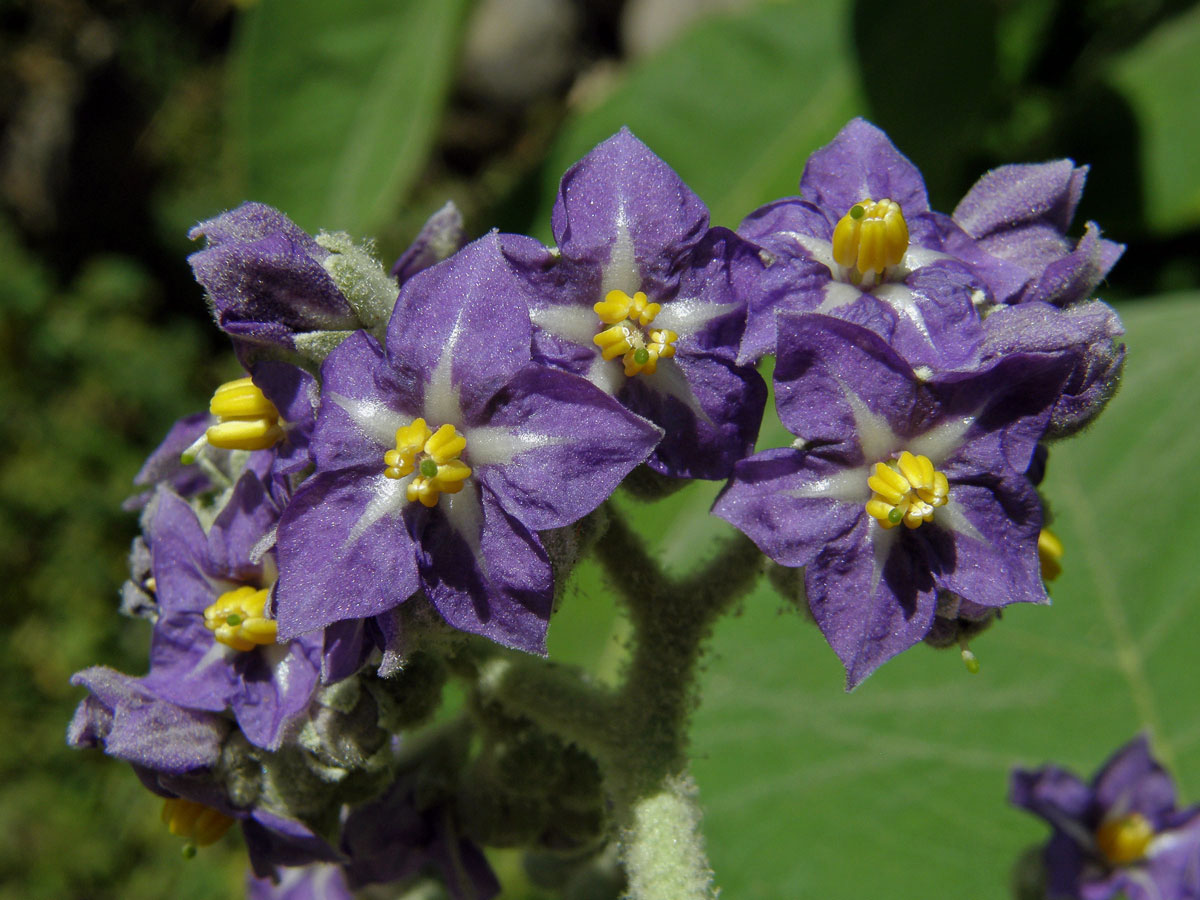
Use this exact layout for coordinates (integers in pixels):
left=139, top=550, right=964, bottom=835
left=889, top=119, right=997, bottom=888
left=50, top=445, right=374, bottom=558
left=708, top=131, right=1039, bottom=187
left=161, top=797, right=235, bottom=847
left=203, top=586, right=276, bottom=651
left=383, top=417, right=471, bottom=507
left=832, top=198, right=909, bottom=279
left=206, top=377, right=284, bottom=451
left=592, top=289, right=678, bottom=376
left=1038, top=528, right=1064, bottom=581
left=865, top=451, right=949, bottom=529
left=1095, top=812, right=1155, bottom=866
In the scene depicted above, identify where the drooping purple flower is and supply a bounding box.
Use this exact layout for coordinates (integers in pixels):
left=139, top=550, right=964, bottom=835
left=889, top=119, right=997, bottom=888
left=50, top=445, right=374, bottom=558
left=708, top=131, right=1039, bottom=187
left=1011, top=735, right=1200, bottom=900
left=67, top=666, right=339, bottom=878
left=947, top=160, right=1124, bottom=308
left=274, top=232, right=662, bottom=654
left=737, top=118, right=987, bottom=370
left=189, top=203, right=358, bottom=361
left=712, top=313, right=1071, bottom=687
left=139, top=474, right=321, bottom=750
left=507, top=128, right=767, bottom=479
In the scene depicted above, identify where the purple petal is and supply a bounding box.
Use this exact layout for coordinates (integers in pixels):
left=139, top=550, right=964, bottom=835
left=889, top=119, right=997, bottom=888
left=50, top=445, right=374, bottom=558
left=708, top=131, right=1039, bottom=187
left=773, top=313, right=922, bottom=460
left=246, top=865, right=354, bottom=900
left=385, top=233, right=533, bottom=425
left=415, top=486, right=552, bottom=654
left=923, top=477, right=1046, bottom=610
left=1026, top=222, right=1125, bottom=308
left=1092, top=735, right=1177, bottom=823
left=393, top=201, right=467, bottom=283
left=800, top=118, right=930, bottom=221
left=712, top=448, right=864, bottom=568
left=551, top=127, right=710, bottom=301
left=68, top=666, right=229, bottom=774
left=311, top=329, right=420, bottom=471
left=805, top=516, right=939, bottom=688
left=473, top=365, right=661, bottom=530
left=233, top=639, right=322, bottom=750
left=207, top=472, right=279, bottom=579
left=954, top=160, right=1086, bottom=238
left=274, top=468, right=420, bottom=639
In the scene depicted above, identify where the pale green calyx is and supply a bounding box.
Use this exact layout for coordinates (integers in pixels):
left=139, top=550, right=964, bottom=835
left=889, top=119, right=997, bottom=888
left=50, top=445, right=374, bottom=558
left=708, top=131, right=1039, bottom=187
left=316, top=230, right=399, bottom=333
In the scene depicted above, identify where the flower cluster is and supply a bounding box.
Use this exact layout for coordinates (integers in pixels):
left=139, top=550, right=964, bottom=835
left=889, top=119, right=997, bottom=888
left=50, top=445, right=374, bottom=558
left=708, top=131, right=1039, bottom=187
left=1011, top=736, right=1200, bottom=900
left=69, top=119, right=1124, bottom=891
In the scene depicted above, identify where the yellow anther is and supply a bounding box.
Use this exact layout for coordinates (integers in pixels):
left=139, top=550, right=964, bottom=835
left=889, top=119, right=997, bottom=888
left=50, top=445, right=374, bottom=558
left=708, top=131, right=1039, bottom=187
left=425, top=423, right=467, bottom=464
left=865, top=452, right=949, bottom=530
left=1038, top=528, right=1064, bottom=582
left=206, top=377, right=284, bottom=451
left=161, top=797, right=235, bottom=847
left=592, top=290, right=677, bottom=378
left=203, top=586, right=276, bottom=652
left=594, top=324, right=635, bottom=361
left=385, top=417, right=471, bottom=507
left=1096, top=812, right=1155, bottom=866
left=832, top=198, right=909, bottom=278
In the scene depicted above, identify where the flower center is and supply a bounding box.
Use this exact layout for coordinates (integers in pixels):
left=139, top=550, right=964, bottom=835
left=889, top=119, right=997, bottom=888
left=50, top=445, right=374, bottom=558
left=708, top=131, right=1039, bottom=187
left=203, top=585, right=276, bottom=651
left=831, top=198, right=909, bottom=283
left=161, top=797, right=235, bottom=848
left=592, top=289, right=678, bottom=376
left=865, top=451, right=949, bottom=530
left=205, top=377, right=284, bottom=451
left=383, top=417, right=471, bottom=508
left=1095, top=812, right=1155, bottom=866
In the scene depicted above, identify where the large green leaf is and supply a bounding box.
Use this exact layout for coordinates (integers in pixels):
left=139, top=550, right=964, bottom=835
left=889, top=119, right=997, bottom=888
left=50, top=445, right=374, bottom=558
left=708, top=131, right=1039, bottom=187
left=599, top=296, right=1200, bottom=898
left=227, top=0, right=469, bottom=234
left=528, top=0, right=864, bottom=236
left=1107, top=6, right=1200, bottom=235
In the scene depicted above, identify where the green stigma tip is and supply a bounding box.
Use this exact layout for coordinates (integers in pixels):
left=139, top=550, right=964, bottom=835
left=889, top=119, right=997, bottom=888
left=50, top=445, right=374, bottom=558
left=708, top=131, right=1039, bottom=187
left=180, top=453, right=196, bottom=465
left=887, top=507, right=904, bottom=524
left=962, top=649, right=980, bottom=674
left=226, top=614, right=242, bottom=626
left=633, top=347, right=650, bottom=365
left=850, top=205, right=865, bottom=219
left=419, top=458, right=439, bottom=478
left=182, top=843, right=197, bottom=860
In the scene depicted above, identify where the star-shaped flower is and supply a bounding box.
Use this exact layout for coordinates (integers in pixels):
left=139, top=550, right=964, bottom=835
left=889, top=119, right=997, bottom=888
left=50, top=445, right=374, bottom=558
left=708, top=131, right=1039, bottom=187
left=713, top=313, right=1071, bottom=686
left=737, top=118, right=987, bottom=370
left=274, top=232, right=662, bottom=653
left=506, top=128, right=766, bottom=479
left=1011, top=735, right=1200, bottom=900
left=140, top=474, right=321, bottom=750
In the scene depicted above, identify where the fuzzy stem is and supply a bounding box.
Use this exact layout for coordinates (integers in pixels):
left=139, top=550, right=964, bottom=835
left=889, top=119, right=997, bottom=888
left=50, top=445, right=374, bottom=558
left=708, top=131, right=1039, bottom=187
left=621, top=774, right=715, bottom=900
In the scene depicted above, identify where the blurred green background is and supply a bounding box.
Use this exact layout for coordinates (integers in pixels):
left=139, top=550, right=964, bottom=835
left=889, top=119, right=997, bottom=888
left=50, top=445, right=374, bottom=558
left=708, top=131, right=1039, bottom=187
left=3, top=0, right=1200, bottom=897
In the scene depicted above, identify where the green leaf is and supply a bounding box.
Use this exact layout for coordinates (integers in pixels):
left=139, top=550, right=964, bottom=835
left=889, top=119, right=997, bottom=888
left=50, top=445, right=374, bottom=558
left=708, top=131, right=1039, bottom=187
left=611, top=295, right=1200, bottom=898
left=529, top=0, right=864, bottom=236
left=1107, top=6, right=1200, bottom=234
left=227, top=0, right=469, bottom=234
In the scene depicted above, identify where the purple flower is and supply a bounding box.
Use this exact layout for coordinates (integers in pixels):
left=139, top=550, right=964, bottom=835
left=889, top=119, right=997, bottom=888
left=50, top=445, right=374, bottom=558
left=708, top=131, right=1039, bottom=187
left=140, top=474, right=321, bottom=750
left=737, top=118, right=986, bottom=370
left=507, top=128, right=766, bottom=479
left=67, top=666, right=338, bottom=878
left=189, top=203, right=358, bottom=361
left=712, top=313, right=1070, bottom=687
left=274, top=232, right=662, bottom=654
left=1011, top=736, right=1200, bottom=900
left=947, top=160, right=1124, bottom=308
